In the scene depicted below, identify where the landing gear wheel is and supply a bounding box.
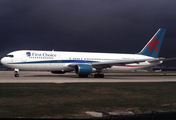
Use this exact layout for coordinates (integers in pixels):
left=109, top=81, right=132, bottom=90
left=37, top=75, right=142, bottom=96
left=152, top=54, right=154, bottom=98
left=94, top=74, right=104, bottom=78
left=15, top=74, right=19, bottom=77
left=14, top=68, right=19, bottom=77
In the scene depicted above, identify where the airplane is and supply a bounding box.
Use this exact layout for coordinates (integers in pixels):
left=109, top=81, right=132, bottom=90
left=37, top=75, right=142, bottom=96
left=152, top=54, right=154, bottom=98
left=1, top=28, right=176, bottom=78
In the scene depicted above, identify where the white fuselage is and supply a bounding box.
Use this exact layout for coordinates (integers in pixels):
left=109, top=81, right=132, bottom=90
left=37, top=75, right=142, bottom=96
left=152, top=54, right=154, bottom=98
left=1, top=50, right=161, bottom=72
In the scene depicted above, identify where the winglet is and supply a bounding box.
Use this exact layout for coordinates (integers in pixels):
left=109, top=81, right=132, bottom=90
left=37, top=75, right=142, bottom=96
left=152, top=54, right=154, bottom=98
left=138, top=28, right=166, bottom=58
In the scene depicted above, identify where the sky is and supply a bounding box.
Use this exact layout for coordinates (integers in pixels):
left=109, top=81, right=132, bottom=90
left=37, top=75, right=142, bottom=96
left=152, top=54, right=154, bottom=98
left=0, top=0, right=176, bottom=66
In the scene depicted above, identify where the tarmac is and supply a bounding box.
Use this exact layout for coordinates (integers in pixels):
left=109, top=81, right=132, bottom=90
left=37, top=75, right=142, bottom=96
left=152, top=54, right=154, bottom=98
left=0, top=71, right=176, bottom=83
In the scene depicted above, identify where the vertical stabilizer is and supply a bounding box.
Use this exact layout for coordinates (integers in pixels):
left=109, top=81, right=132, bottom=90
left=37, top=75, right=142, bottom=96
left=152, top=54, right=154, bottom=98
left=138, top=28, right=166, bottom=58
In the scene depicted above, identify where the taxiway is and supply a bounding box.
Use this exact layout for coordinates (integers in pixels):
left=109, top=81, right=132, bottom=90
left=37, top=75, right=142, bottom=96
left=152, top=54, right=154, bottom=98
left=0, top=71, right=176, bottom=83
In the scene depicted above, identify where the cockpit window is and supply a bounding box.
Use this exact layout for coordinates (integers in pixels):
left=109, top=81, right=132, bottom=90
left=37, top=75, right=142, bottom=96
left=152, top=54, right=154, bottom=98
left=6, top=55, right=14, bottom=58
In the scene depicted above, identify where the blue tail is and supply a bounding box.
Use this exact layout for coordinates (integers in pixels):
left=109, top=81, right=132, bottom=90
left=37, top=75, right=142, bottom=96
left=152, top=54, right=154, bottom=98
left=138, top=28, right=166, bottom=58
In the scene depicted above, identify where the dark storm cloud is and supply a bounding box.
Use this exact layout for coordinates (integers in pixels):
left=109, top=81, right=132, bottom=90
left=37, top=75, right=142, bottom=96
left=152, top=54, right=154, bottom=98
left=1, top=0, right=176, bottom=65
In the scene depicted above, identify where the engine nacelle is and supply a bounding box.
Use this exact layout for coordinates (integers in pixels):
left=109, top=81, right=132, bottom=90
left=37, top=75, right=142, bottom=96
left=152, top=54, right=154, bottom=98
left=75, top=64, right=92, bottom=75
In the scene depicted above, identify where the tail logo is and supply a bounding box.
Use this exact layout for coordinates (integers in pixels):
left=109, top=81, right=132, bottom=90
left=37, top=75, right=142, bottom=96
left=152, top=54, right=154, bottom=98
left=146, top=35, right=160, bottom=52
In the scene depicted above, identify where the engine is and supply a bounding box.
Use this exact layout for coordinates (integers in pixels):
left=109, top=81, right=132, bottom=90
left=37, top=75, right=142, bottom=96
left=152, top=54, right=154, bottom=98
left=75, top=64, right=92, bottom=75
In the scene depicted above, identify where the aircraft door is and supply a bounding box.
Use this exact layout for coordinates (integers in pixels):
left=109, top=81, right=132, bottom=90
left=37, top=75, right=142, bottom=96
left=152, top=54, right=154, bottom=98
left=57, top=55, right=62, bottom=63
left=21, top=53, right=27, bottom=62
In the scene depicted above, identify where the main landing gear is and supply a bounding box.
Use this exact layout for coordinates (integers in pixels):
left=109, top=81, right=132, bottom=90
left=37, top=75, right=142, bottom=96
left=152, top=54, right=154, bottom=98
left=14, top=68, right=19, bottom=77
left=78, top=73, right=104, bottom=78
left=94, top=73, right=104, bottom=78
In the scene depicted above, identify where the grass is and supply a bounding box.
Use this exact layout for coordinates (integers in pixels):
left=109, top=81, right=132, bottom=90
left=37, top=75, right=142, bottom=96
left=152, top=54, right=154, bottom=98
left=0, top=82, right=176, bottom=118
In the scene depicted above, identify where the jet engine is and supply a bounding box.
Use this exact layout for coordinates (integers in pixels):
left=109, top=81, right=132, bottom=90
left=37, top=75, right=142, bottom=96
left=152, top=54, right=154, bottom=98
left=75, top=64, right=92, bottom=77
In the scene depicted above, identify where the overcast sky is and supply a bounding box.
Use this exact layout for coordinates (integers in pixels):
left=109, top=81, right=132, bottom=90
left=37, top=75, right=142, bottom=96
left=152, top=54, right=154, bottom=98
left=1, top=0, right=176, bottom=65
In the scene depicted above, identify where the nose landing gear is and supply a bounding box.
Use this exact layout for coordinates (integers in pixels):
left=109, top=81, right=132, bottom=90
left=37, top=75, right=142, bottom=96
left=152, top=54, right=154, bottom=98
left=14, top=68, right=19, bottom=77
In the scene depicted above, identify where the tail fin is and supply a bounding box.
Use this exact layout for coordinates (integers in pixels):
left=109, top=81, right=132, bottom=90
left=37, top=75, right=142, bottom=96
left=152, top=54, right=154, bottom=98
left=138, top=28, right=166, bottom=58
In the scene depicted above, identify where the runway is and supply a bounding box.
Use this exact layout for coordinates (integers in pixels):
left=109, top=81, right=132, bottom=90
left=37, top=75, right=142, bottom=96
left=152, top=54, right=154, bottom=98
left=1, top=71, right=176, bottom=83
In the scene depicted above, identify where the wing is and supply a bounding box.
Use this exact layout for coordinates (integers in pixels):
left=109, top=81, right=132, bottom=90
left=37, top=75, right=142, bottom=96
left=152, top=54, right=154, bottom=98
left=68, top=58, right=156, bottom=69
left=91, top=58, right=156, bottom=69
left=68, top=57, right=176, bottom=70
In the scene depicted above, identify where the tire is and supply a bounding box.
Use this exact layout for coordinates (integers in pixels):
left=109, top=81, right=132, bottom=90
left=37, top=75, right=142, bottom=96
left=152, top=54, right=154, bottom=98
left=94, top=74, right=97, bottom=78
left=100, top=74, right=104, bottom=78
left=94, top=74, right=104, bottom=78
left=14, top=74, right=19, bottom=77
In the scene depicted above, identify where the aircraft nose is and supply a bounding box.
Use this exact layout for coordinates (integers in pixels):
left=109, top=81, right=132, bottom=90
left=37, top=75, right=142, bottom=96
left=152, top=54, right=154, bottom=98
left=1, top=57, right=6, bottom=65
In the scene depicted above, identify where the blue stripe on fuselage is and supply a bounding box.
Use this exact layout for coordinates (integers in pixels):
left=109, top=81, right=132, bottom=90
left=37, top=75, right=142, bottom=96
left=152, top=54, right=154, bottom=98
left=7, top=60, right=97, bottom=64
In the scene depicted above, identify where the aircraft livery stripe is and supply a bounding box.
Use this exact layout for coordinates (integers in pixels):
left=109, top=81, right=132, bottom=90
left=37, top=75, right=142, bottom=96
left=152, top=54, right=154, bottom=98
left=7, top=60, right=97, bottom=64
left=7, top=60, right=147, bottom=67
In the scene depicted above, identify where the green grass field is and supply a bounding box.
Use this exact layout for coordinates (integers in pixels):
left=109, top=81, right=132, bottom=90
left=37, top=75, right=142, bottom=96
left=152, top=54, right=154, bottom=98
left=0, top=82, right=176, bottom=118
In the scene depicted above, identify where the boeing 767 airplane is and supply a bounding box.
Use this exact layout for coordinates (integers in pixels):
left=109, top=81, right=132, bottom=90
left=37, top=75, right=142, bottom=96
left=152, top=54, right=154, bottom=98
left=1, top=28, right=176, bottom=78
